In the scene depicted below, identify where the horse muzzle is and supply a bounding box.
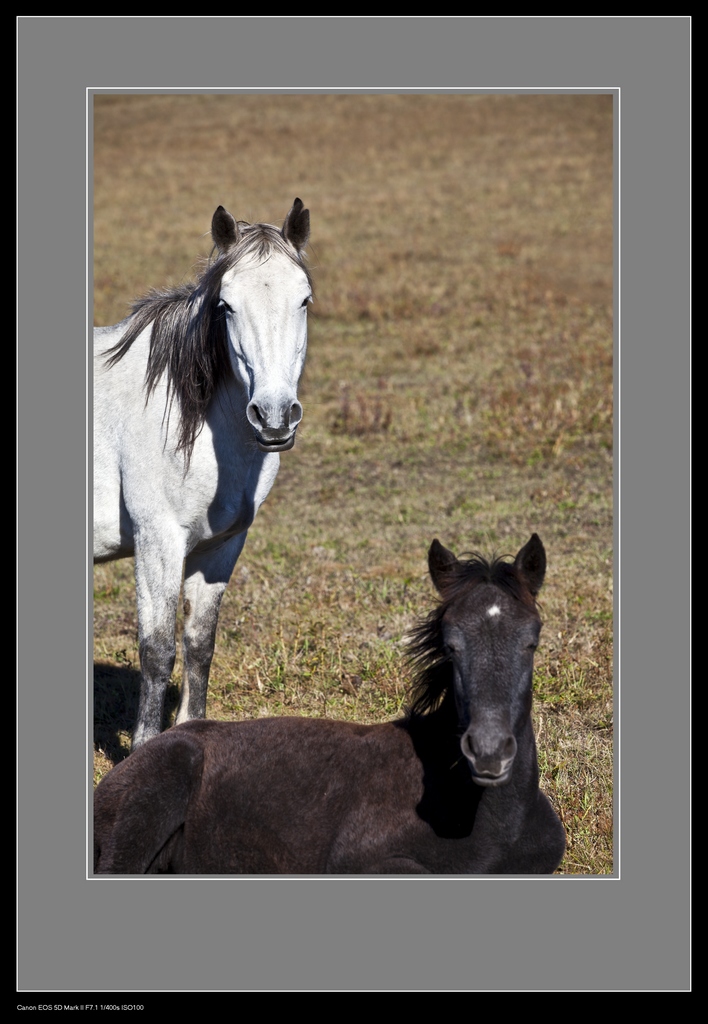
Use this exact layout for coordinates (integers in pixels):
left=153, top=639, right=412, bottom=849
left=461, top=728, right=517, bottom=788
left=247, top=397, right=302, bottom=452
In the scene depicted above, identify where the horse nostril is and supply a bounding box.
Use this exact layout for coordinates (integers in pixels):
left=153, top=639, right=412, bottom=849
left=503, top=736, right=517, bottom=759
left=289, top=401, right=303, bottom=428
left=247, top=402, right=266, bottom=428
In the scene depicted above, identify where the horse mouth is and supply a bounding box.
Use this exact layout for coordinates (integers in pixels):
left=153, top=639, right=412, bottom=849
left=254, top=433, right=296, bottom=453
left=469, top=766, right=513, bottom=788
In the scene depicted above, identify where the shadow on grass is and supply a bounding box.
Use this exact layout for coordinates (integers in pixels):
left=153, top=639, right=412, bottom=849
left=93, top=662, right=180, bottom=766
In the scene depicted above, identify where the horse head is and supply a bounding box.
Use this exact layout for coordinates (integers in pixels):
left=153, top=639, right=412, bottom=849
left=211, top=199, right=312, bottom=452
left=427, top=534, right=546, bottom=787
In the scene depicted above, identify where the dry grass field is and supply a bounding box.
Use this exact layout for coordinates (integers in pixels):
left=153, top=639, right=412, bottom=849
left=93, top=93, right=613, bottom=874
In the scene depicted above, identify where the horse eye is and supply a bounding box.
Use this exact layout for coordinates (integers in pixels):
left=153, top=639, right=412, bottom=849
left=218, top=300, right=233, bottom=314
left=301, top=296, right=311, bottom=308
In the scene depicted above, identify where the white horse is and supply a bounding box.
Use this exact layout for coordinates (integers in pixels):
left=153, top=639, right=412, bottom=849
left=94, top=199, right=311, bottom=748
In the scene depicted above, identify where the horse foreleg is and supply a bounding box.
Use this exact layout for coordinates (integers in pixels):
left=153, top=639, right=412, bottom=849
left=177, top=535, right=247, bottom=725
left=132, top=534, right=186, bottom=749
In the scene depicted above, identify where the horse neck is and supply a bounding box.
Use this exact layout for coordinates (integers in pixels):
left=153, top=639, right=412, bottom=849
left=205, top=370, right=255, bottom=442
left=408, top=690, right=466, bottom=765
left=509, top=715, right=540, bottom=790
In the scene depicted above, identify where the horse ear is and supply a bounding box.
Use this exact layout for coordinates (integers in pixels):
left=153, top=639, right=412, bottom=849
left=282, top=198, right=310, bottom=252
left=211, top=206, right=241, bottom=253
left=514, top=534, right=546, bottom=596
left=428, top=539, right=459, bottom=593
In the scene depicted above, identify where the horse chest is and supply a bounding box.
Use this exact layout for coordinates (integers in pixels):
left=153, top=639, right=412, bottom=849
left=182, top=451, right=280, bottom=547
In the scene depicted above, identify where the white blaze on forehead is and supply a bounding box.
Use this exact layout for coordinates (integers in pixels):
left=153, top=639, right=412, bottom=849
left=486, top=604, right=502, bottom=618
